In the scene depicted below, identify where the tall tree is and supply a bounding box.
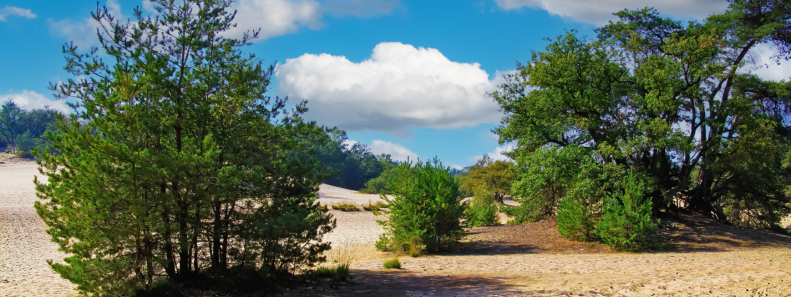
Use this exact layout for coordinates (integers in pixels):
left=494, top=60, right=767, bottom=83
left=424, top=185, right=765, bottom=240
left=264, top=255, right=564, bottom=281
left=34, top=0, right=333, bottom=294
left=461, top=155, right=517, bottom=204
left=0, top=100, right=23, bottom=150
left=492, top=0, right=791, bottom=228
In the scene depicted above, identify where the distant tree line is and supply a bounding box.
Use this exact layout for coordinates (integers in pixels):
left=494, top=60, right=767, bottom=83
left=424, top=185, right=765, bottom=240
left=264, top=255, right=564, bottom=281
left=0, top=100, right=60, bottom=157
left=309, top=129, right=398, bottom=191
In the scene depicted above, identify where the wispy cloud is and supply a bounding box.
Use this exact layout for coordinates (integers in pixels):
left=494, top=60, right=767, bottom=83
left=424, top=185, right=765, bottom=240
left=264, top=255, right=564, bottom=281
left=370, top=140, right=418, bottom=162
left=0, top=6, right=37, bottom=21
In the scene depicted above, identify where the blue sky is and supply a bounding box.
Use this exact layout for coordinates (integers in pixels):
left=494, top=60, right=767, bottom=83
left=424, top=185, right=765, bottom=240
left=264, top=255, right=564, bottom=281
left=3, top=0, right=776, bottom=169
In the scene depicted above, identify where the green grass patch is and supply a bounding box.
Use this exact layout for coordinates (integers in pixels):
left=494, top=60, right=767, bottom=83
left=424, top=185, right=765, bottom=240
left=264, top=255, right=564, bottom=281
left=315, top=264, right=350, bottom=281
left=383, top=258, right=401, bottom=269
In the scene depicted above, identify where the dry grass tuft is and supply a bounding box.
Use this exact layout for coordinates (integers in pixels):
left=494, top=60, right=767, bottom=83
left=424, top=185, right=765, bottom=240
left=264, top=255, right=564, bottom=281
left=331, top=202, right=361, bottom=211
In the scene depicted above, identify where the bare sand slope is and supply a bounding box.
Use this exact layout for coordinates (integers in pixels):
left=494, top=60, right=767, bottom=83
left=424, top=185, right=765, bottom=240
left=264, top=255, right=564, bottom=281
left=0, top=160, right=76, bottom=297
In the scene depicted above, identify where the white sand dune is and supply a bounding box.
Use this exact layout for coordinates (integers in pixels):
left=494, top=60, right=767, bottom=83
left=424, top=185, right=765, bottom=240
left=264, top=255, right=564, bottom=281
left=0, top=157, right=386, bottom=296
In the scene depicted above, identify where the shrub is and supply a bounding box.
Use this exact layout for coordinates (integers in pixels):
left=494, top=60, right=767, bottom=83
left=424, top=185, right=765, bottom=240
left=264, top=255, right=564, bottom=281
left=556, top=195, right=598, bottom=241
left=500, top=200, right=547, bottom=225
left=14, top=130, right=35, bottom=158
left=315, top=265, right=349, bottom=281
left=376, top=158, right=466, bottom=254
left=331, top=202, right=360, bottom=211
left=383, top=258, right=401, bottom=269
left=360, top=166, right=401, bottom=194
left=595, top=172, right=658, bottom=251
left=362, top=200, right=387, bottom=212
left=465, top=189, right=498, bottom=227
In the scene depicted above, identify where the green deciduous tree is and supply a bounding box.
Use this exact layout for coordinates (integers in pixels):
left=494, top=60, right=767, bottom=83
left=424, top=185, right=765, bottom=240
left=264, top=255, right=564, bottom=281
left=461, top=155, right=517, bottom=204
left=493, top=1, right=791, bottom=229
left=0, top=99, right=59, bottom=153
left=34, top=0, right=333, bottom=294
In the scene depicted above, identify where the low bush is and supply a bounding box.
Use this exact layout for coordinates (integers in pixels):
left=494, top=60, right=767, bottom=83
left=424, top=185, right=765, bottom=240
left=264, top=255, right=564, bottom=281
left=315, top=265, right=349, bottom=281
left=465, top=189, right=498, bottom=227
left=556, top=194, right=598, bottom=241
left=383, top=258, right=401, bottom=269
left=331, top=202, right=360, bottom=211
left=595, top=172, right=658, bottom=251
left=498, top=202, right=545, bottom=225
left=376, top=158, right=466, bottom=254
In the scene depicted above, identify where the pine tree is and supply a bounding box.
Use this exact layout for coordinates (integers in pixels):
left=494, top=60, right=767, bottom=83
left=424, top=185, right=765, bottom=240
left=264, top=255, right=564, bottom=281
left=34, top=0, right=333, bottom=294
left=595, top=172, right=658, bottom=251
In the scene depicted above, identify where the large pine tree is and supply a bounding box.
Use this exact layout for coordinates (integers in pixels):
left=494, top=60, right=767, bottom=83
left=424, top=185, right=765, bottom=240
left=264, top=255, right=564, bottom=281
left=34, top=0, right=333, bottom=294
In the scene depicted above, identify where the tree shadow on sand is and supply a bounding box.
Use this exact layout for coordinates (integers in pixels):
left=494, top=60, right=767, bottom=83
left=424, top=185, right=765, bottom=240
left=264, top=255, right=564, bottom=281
left=278, top=269, right=591, bottom=297
left=652, top=210, right=791, bottom=253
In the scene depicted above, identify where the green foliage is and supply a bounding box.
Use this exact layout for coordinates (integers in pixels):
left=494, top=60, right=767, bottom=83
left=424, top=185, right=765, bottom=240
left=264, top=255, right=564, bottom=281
left=315, top=265, right=350, bottom=281
left=33, top=1, right=334, bottom=295
left=14, top=130, right=35, bottom=157
left=0, top=99, right=60, bottom=154
left=465, top=188, right=498, bottom=227
left=556, top=195, right=599, bottom=242
left=595, top=172, right=659, bottom=251
left=461, top=155, right=517, bottom=204
left=511, top=145, right=591, bottom=222
left=360, top=166, right=402, bottom=194
left=383, top=258, right=401, bottom=269
left=310, top=129, right=397, bottom=191
left=492, top=3, right=791, bottom=228
left=376, top=158, right=466, bottom=254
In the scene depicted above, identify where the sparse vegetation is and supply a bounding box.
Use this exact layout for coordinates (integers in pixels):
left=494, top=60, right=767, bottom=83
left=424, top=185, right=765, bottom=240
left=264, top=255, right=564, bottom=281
left=315, top=266, right=350, bottom=281
left=362, top=200, right=387, bottom=212
left=332, top=202, right=361, bottom=211
left=383, top=258, right=401, bottom=269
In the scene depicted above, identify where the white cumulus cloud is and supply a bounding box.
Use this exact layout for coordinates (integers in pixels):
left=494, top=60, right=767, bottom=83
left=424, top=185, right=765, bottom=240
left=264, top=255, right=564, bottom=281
left=474, top=143, right=516, bottom=163
left=224, top=0, right=323, bottom=40
left=493, top=0, right=729, bottom=25
left=1, top=90, right=71, bottom=114
left=370, top=140, right=418, bottom=162
left=0, top=6, right=36, bottom=21
left=276, top=42, right=502, bottom=138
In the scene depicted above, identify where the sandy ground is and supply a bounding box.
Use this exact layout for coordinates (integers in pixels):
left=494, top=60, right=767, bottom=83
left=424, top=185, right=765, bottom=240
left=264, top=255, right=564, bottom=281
left=2, top=156, right=790, bottom=296
left=0, top=155, right=76, bottom=297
